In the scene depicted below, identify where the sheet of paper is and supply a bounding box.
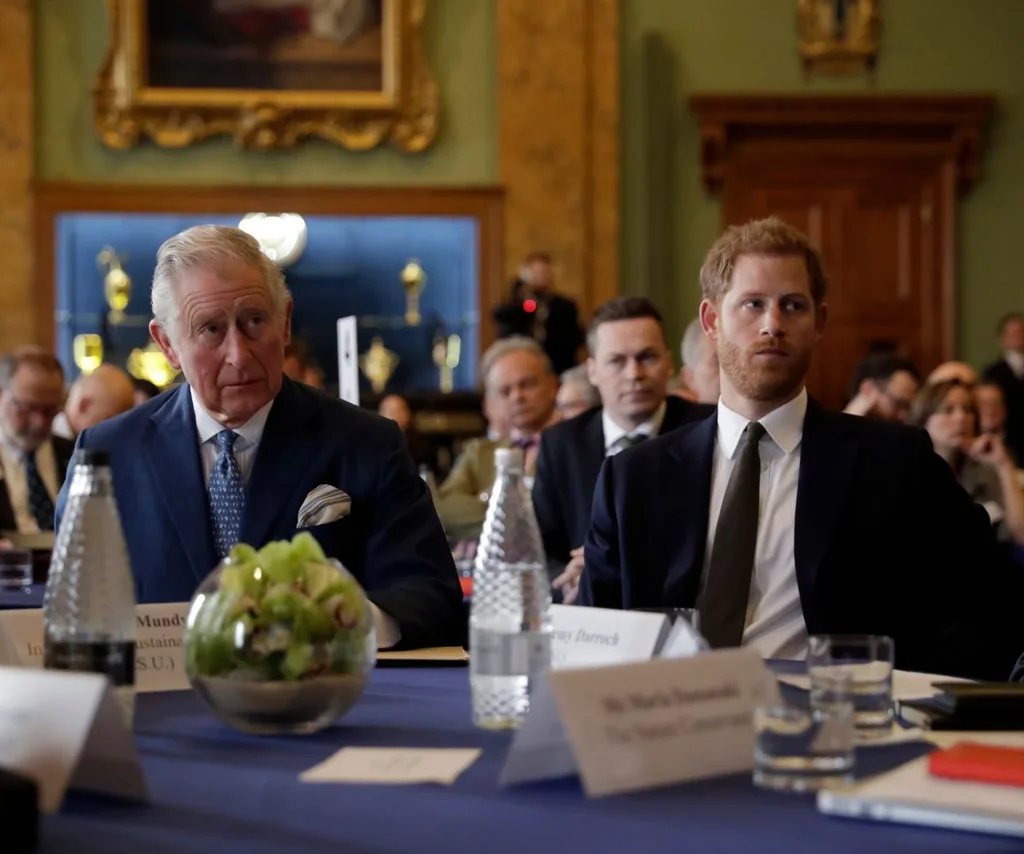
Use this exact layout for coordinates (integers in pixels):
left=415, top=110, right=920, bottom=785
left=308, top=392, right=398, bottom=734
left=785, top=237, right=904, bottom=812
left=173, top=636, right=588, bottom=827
left=550, top=648, right=781, bottom=797
left=778, top=669, right=971, bottom=701
left=499, top=676, right=579, bottom=786
left=0, top=603, right=191, bottom=692
left=549, top=605, right=668, bottom=670
left=300, top=748, right=481, bottom=785
left=0, top=666, right=147, bottom=812
left=336, top=316, right=360, bottom=406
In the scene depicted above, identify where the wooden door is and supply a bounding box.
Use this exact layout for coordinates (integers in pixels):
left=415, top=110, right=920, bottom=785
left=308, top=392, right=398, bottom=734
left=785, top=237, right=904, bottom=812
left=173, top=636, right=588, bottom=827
left=724, top=163, right=946, bottom=410
left=690, top=95, right=994, bottom=412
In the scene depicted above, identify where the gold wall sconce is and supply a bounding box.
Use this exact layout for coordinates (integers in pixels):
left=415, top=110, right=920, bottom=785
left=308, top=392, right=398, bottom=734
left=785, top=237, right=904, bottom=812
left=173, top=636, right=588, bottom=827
left=97, top=246, right=132, bottom=325
left=400, top=259, right=426, bottom=326
left=432, top=333, right=461, bottom=394
left=73, top=334, right=104, bottom=375
left=127, top=341, right=178, bottom=388
left=360, top=337, right=400, bottom=394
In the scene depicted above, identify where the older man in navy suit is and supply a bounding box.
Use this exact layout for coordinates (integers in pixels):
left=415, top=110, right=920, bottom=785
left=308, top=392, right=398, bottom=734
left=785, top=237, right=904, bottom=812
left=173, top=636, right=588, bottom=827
left=580, top=217, right=1018, bottom=680
left=57, top=225, right=463, bottom=650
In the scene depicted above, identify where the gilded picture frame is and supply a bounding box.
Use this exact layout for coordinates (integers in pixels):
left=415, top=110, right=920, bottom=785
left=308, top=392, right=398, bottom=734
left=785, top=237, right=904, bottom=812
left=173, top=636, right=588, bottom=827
left=93, top=0, right=439, bottom=152
left=797, top=0, right=880, bottom=75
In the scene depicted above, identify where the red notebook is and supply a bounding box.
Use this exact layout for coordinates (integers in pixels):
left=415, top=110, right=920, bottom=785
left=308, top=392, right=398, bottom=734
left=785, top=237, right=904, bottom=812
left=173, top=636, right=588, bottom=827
left=928, top=742, right=1024, bottom=788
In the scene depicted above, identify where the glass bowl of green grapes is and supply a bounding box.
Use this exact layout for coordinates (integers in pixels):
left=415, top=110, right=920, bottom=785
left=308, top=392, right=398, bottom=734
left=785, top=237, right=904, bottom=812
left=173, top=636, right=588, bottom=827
left=183, top=533, right=376, bottom=735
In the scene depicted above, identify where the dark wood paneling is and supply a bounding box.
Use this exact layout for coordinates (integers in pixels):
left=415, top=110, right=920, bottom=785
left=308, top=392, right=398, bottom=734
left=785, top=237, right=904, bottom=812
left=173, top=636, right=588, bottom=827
left=32, top=182, right=505, bottom=357
left=691, top=95, right=994, bottom=411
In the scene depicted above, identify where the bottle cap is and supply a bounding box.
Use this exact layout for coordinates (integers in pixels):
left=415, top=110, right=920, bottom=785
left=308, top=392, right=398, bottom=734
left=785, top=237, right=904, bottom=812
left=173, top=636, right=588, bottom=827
left=74, top=448, right=111, bottom=467
left=494, top=447, right=524, bottom=472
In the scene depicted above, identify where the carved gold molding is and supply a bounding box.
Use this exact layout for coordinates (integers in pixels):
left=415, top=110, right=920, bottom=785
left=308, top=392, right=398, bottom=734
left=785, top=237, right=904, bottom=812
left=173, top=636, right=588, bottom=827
left=93, top=0, right=439, bottom=152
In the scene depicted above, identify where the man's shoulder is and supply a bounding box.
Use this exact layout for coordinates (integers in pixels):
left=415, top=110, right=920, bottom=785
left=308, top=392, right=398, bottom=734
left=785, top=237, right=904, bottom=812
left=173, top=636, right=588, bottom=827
left=541, top=407, right=602, bottom=445
left=809, top=405, right=932, bottom=458
left=664, top=395, right=715, bottom=428
left=982, top=358, right=1011, bottom=382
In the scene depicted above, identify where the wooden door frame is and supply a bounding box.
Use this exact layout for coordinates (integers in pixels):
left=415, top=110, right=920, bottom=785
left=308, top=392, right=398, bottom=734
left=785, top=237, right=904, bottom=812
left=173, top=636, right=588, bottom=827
left=31, top=181, right=505, bottom=358
left=690, top=94, right=995, bottom=363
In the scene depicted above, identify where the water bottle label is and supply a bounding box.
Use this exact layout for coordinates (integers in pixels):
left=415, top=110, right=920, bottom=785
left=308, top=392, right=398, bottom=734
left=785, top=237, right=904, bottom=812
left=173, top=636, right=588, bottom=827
left=44, top=640, right=136, bottom=687
left=472, top=632, right=551, bottom=677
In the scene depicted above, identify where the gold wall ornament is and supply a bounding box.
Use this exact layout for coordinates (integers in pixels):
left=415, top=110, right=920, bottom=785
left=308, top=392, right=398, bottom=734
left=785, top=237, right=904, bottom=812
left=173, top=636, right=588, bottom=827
left=93, top=0, right=440, bottom=153
left=431, top=333, right=461, bottom=393
left=97, top=246, right=132, bottom=325
left=400, top=259, right=426, bottom=326
left=73, top=335, right=104, bottom=376
left=127, top=341, right=178, bottom=388
left=797, top=0, right=880, bottom=75
left=360, top=336, right=399, bottom=393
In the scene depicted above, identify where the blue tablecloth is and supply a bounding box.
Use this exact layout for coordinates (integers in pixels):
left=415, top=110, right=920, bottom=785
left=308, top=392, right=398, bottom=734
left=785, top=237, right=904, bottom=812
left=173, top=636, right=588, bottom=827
left=0, top=585, right=44, bottom=609
left=35, top=667, right=1024, bottom=854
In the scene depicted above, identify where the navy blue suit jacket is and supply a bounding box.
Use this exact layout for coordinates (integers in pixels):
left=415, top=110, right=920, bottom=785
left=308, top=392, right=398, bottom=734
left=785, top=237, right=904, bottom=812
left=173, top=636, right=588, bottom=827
left=56, top=379, right=464, bottom=650
left=580, top=401, right=1018, bottom=680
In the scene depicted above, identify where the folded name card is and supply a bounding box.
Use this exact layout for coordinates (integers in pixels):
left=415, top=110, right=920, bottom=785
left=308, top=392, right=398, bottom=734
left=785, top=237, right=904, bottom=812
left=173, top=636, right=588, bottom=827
left=501, top=648, right=780, bottom=797
left=0, top=603, right=190, bottom=692
left=301, top=748, right=481, bottom=785
left=549, top=605, right=670, bottom=670
left=0, top=666, right=147, bottom=812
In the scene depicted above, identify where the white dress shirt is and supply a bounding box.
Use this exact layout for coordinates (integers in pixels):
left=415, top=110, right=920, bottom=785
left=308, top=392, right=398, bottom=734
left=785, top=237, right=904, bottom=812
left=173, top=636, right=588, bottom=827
left=0, top=434, right=60, bottom=534
left=603, top=401, right=667, bottom=456
left=190, top=389, right=401, bottom=649
left=703, top=389, right=808, bottom=660
left=1005, top=351, right=1024, bottom=379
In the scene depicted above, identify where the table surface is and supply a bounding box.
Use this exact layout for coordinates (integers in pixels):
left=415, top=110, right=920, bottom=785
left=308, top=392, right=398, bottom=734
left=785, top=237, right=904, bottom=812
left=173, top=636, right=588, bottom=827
left=37, top=667, right=1024, bottom=854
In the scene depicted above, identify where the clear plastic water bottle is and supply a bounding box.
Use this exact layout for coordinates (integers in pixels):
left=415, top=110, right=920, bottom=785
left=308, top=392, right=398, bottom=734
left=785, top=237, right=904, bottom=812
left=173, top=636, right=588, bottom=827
left=43, top=449, right=137, bottom=728
left=470, top=448, right=551, bottom=729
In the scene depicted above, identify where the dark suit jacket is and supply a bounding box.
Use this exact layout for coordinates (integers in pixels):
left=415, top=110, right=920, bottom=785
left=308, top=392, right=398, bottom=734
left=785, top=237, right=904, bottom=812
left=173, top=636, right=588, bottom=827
left=0, top=436, right=74, bottom=532
left=532, top=397, right=714, bottom=567
left=983, top=358, right=1024, bottom=465
left=56, top=379, right=464, bottom=650
left=580, top=401, right=1017, bottom=680
left=493, top=293, right=584, bottom=376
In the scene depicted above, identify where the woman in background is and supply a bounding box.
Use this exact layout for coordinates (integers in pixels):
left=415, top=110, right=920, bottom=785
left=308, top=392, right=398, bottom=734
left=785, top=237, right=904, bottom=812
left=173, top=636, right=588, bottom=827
left=909, top=379, right=1024, bottom=548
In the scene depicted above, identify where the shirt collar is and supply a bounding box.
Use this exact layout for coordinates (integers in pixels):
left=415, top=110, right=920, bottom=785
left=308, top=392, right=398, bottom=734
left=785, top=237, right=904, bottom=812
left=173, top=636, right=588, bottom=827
left=716, top=388, right=807, bottom=459
left=602, top=400, right=668, bottom=451
left=1005, top=351, right=1024, bottom=376
left=190, top=386, right=274, bottom=450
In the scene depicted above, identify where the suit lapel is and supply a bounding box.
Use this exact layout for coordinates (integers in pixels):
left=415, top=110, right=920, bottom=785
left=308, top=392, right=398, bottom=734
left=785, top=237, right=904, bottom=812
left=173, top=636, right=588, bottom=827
left=144, top=386, right=215, bottom=586
left=662, top=413, right=717, bottom=603
left=241, top=379, right=322, bottom=547
left=794, top=402, right=858, bottom=603
left=581, top=411, right=606, bottom=496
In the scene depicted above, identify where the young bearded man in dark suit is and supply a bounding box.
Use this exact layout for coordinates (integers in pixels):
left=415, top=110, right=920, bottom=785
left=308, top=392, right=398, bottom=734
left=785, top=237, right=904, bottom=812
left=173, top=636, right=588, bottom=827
left=532, top=297, right=713, bottom=604
left=579, top=217, right=1018, bottom=680
left=983, top=312, right=1024, bottom=465
left=57, top=225, right=463, bottom=651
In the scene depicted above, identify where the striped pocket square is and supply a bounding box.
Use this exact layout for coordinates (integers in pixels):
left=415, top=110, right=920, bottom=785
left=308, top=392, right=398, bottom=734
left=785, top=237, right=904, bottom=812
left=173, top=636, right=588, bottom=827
left=297, top=485, right=352, bottom=528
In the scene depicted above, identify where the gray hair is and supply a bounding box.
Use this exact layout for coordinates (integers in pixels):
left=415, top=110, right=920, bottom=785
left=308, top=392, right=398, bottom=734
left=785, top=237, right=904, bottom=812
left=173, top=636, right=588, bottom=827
left=151, top=225, right=290, bottom=339
left=680, top=318, right=707, bottom=368
left=480, top=336, right=553, bottom=390
left=0, top=348, right=63, bottom=390
left=558, top=364, right=600, bottom=405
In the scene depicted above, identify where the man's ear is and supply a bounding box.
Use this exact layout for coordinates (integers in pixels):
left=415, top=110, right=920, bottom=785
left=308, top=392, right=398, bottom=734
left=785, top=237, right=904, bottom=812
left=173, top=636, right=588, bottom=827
left=699, top=299, right=720, bottom=342
left=149, top=320, right=181, bottom=371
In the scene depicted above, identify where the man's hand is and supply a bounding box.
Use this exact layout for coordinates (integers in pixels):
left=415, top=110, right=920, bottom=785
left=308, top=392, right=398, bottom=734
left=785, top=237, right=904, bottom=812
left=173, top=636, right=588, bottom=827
left=552, top=546, right=585, bottom=605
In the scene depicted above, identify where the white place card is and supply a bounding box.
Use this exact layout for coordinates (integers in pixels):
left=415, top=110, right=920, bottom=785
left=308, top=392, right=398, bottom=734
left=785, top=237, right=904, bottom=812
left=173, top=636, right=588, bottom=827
left=301, top=748, right=481, bottom=785
left=336, top=316, right=360, bottom=405
left=549, top=604, right=669, bottom=670
left=0, top=603, right=190, bottom=692
left=0, top=666, right=147, bottom=812
left=501, top=648, right=780, bottom=796
left=658, top=616, right=706, bottom=659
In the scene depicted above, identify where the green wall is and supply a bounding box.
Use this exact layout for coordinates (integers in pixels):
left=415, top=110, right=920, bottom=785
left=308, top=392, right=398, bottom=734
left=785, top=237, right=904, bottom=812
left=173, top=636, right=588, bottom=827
left=622, top=0, right=1024, bottom=368
left=35, top=0, right=498, bottom=186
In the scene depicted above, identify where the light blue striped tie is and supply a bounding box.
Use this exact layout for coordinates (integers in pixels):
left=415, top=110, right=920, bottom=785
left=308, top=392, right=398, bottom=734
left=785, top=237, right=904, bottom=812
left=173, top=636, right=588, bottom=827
left=209, top=430, right=245, bottom=559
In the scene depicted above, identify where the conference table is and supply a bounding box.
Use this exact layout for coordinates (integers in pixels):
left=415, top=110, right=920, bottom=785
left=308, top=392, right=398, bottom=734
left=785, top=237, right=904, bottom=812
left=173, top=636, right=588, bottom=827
left=36, top=665, right=1023, bottom=854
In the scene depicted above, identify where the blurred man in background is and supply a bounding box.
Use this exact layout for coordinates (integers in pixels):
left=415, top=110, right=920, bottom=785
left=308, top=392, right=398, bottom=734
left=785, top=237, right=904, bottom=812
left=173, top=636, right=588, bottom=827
left=984, top=313, right=1024, bottom=466
left=493, top=252, right=584, bottom=375
left=554, top=364, right=600, bottom=421
left=843, top=352, right=921, bottom=423
left=679, top=317, right=721, bottom=404
left=53, top=364, right=135, bottom=439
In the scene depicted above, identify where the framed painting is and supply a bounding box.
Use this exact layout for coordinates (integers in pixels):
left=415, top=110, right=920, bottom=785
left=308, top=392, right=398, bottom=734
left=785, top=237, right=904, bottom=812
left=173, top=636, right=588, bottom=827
left=93, top=0, right=439, bottom=151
